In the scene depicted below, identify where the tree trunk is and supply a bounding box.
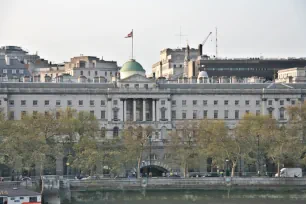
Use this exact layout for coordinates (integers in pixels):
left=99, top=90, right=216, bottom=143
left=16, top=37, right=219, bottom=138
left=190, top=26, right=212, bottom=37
left=277, top=162, right=280, bottom=178
left=137, top=157, right=141, bottom=179
left=231, top=163, right=236, bottom=177
left=184, top=163, right=188, bottom=178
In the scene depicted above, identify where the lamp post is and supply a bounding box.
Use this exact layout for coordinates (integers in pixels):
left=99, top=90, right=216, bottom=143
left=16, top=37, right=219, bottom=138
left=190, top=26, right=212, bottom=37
left=148, top=135, right=152, bottom=178
left=225, top=159, right=229, bottom=176
left=257, top=134, right=260, bottom=176
left=66, top=162, right=70, bottom=178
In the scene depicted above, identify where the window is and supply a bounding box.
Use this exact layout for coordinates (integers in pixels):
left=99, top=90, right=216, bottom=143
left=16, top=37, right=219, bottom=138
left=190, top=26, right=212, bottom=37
left=256, top=110, right=260, bottom=116
left=224, top=100, right=229, bottom=105
left=193, top=110, right=197, bottom=119
left=214, top=110, right=218, bottom=119
left=173, top=64, right=176, bottom=68
left=110, top=72, right=112, bottom=76
left=224, top=110, right=229, bottom=119
left=21, top=100, right=26, bottom=106
left=161, top=100, right=165, bottom=105
left=235, top=100, right=239, bottom=105
left=182, top=100, right=187, bottom=106
left=182, top=111, right=187, bottom=119
left=101, top=100, right=105, bottom=106
left=203, top=100, right=207, bottom=106
left=12, top=69, right=16, bottom=74
left=56, top=100, right=61, bottom=106
left=268, top=100, right=273, bottom=106
left=79, top=100, right=83, bottom=106
left=203, top=110, right=208, bottom=118
left=113, top=110, right=118, bottom=120
left=21, top=111, right=27, bottom=119
left=19, top=69, right=24, bottom=74
left=171, top=110, right=176, bottom=119
left=193, top=100, right=197, bottom=105
left=67, top=100, right=72, bottom=106
left=29, top=197, right=37, bottom=202
left=105, top=72, right=107, bottom=76
left=246, top=110, right=250, bottom=114
left=268, top=110, right=273, bottom=118
left=80, top=70, right=83, bottom=75
left=134, top=84, right=139, bottom=89
left=113, top=127, right=119, bottom=137
left=235, top=110, right=239, bottom=119
left=101, top=110, right=106, bottom=119
left=3, top=69, right=7, bottom=73
left=214, top=100, right=218, bottom=105
left=95, top=71, right=98, bottom=76
left=256, top=100, right=260, bottom=106
left=245, top=100, right=250, bottom=105
left=90, top=100, right=94, bottom=106
left=171, top=100, right=176, bottom=106
left=161, top=109, right=166, bottom=120
left=144, top=84, right=148, bottom=89
left=279, top=108, right=285, bottom=120
left=33, top=100, right=38, bottom=106
left=56, top=112, right=60, bottom=119
left=291, top=100, right=296, bottom=105
left=20, top=197, right=24, bottom=200
left=90, top=110, right=95, bottom=118
left=280, top=100, right=284, bottom=106
left=9, top=100, right=14, bottom=106
left=44, top=100, right=49, bottom=106
left=9, top=111, right=14, bottom=120
left=113, top=100, right=118, bottom=105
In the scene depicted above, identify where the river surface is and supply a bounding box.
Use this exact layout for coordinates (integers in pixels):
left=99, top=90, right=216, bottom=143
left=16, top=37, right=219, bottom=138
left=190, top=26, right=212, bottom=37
left=45, top=190, right=306, bottom=204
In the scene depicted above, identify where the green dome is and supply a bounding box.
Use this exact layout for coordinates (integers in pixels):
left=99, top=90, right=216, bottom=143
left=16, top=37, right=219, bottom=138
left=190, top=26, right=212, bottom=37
left=120, top=59, right=145, bottom=72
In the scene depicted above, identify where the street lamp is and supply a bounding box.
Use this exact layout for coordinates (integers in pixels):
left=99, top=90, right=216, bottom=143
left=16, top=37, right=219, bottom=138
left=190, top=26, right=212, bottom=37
left=225, top=159, right=229, bottom=176
left=66, top=162, right=70, bottom=178
left=148, top=135, right=152, bottom=179
left=257, top=134, right=260, bottom=176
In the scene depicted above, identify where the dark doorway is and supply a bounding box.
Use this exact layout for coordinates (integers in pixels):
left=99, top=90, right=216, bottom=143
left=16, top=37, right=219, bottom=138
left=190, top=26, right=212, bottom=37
left=140, top=165, right=168, bottom=177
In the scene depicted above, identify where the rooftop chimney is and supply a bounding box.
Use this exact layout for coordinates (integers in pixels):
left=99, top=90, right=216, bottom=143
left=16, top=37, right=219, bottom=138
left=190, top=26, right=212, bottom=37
left=198, top=44, right=202, bottom=56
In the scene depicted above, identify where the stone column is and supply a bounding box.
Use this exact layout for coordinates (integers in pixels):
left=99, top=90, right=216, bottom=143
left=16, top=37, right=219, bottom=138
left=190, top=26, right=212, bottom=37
left=152, top=99, right=156, bottom=121
left=107, top=99, right=112, bottom=121
left=156, top=100, right=160, bottom=121
left=122, top=99, right=125, bottom=122
left=133, top=99, right=136, bottom=121
left=143, top=99, right=146, bottom=121
left=168, top=99, right=171, bottom=121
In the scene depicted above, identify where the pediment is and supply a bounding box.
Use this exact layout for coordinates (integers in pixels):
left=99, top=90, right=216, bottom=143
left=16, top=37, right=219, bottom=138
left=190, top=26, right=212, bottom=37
left=120, top=74, right=155, bottom=82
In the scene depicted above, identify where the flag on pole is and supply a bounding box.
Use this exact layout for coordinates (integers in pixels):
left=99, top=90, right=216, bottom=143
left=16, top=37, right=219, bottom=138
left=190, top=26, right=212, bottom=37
left=125, top=30, right=133, bottom=38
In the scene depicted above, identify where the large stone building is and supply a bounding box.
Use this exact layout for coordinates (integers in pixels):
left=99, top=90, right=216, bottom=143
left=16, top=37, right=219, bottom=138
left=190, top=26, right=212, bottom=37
left=0, top=59, right=305, bottom=176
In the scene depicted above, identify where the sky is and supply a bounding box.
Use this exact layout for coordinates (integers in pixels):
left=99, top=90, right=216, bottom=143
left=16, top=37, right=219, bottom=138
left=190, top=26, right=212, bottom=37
left=0, top=0, right=306, bottom=73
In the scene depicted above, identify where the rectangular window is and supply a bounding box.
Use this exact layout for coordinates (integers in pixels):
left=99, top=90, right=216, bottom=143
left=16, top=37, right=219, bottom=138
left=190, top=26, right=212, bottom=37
left=291, top=100, right=296, bottom=105
left=182, top=100, right=187, bottom=106
left=113, top=110, right=118, bottom=120
left=21, top=111, right=27, bottom=119
left=134, top=84, right=139, bottom=89
left=203, top=110, right=208, bottom=118
left=90, top=110, right=95, bottom=118
left=101, top=100, right=105, bottom=106
left=9, top=111, right=14, bottom=120
left=113, top=100, right=118, bottom=105
left=33, top=100, right=38, bottom=106
left=9, top=100, right=14, bottom=106
left=256, top=110, right=260, bottom=116
left=224, top=110, right=229, bottom=119
left=101, top=110, right=106, bottom=119
left=193, top=100, right=197, bottom=105
left=193, top=110, right=197, bottom=119
left=214, top=100, right=218, bottom=105
left=171, top=110, right=176, bottom=119
left=56, top=100, right=61, bottom=106
left=79, top=100, right=83, bottom=106
left=182, top=111, right=187, bottom=119
left=235, top=100, right=239, bottom=105
left=19, top=69, right=24, bottom=74
left=171, top=100, right=176, bottom=106
left=224, top=100, right=229, bottom=105
left=44, top=100, right=49, bottom=106
left=268, top=100, right=273, bottom=105
left=245, top=100, right=250, bottom=105
left=88, top=71, right=90, bottom=76
left=21, top=100, right=26, bottom=106
left=144, top=84, right=148, bottom=89
left=280, top=100, right=284, bottom=106
left=268, top=110, right=273, bottom=118
left=280, top=109, right=285, bottom=120
left=214, top=110, right=218, bottom=119
left=203, top=100, right=207, bottom=106
left=3, top=69, right=7, bottom=73
left=67, top=100, right=72, bottom=106
left=161, top=100, right=165, bottom=105
left=90, top=100, right=94, bottom=106
left=12, top=69, right=16, bottom=74
left=246, top=110, right=250, bottom=114
left=256, top=100, right=260, bottom=106
left=235, top=110, right=239, bottom=119
left=95, top=71, right=98, bottom=76
left=161, top=109, right=166, bottom=120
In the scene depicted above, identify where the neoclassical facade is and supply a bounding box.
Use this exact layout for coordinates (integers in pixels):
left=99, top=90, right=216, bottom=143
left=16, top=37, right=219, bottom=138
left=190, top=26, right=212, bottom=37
left=0, top=59, right=306, bottom=176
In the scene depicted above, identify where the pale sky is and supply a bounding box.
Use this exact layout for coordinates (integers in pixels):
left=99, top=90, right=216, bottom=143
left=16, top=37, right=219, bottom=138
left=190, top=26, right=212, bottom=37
left=0, top=0, right=305, bottom=72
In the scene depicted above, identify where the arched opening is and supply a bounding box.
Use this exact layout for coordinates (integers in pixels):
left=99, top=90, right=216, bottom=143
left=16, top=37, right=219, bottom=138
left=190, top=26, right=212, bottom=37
left=140, top=165, right=169, bottom=177
left=113, top=126, right=119, bottom=138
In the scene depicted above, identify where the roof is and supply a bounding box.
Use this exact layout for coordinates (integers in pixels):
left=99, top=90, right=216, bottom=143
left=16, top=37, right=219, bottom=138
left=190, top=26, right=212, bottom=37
left=0, top=187, right=40, bottom=197
left=120, top=59, right=145, bottom=72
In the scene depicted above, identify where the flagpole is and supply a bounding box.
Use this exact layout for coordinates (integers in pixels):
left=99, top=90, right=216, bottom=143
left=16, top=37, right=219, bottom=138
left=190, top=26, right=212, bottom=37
left=132, top=29, right=133, bottom=59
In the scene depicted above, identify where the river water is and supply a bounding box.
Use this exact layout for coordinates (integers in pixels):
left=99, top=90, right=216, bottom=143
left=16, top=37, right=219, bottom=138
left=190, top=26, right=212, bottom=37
left=45, top=190, right=306, bottom=204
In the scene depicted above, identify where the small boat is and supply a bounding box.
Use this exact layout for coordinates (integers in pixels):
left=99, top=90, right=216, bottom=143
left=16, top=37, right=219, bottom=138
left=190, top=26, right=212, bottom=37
left=0, top=187, right=41, bottom=204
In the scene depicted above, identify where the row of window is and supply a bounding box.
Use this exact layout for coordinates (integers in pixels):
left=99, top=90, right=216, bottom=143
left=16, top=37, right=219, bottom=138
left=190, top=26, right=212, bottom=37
left=122, top=84, right=149, bottom=89
left=79, top=70, right=117, bottom=77
left=171, top=109, right=285, bottom=120
left=171, top=99, right=296, bottom=106
left=7, top=99, right=118, bottom=106
left=1, top=69, right=24, bottom=74
left=203, top=68, right=269, bottom=71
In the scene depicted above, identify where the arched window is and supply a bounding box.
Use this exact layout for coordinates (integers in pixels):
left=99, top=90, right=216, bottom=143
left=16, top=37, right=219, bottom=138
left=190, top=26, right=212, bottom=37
left=101, top=127, right=106, bottom=138
left=113, top=127, right=119, bottom=138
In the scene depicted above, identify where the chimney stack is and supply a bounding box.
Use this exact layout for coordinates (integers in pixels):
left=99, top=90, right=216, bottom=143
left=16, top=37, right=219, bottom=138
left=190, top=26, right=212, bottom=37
left=198, top=44, right=203, bottom=56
